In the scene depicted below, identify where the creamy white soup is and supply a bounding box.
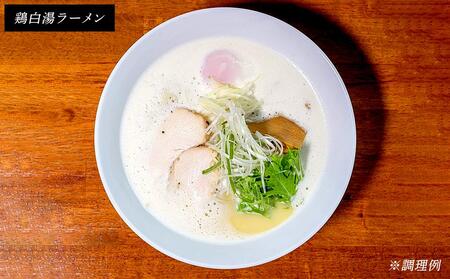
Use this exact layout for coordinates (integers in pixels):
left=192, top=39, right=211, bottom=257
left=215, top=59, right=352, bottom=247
left=121, top=36, right=327, bottom=241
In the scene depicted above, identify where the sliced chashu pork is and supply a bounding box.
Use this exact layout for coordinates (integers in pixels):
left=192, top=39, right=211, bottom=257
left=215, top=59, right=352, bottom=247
left=149, top=108, right=208, bottom=174
left=169, top=146, right=219, bottom=201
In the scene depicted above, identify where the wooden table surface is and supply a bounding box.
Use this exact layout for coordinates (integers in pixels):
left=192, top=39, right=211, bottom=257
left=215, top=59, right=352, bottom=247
left=0, top=0, right=449, bottom=277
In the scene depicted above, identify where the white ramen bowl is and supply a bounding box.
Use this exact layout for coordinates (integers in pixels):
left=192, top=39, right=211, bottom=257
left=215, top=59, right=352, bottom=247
left=95, top=8, right=356, bottom=268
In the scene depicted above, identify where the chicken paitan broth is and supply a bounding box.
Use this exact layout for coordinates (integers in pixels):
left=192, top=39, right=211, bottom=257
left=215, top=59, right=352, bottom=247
left=121, top=37, right=327, bottom=241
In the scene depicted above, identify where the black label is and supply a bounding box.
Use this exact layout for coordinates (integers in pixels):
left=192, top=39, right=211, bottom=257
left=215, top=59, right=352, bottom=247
left=4, top=4, right=114, bottom=32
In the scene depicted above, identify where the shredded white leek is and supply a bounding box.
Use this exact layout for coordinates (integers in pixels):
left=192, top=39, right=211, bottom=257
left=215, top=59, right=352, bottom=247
left=200, top=83, right=283, bottom=195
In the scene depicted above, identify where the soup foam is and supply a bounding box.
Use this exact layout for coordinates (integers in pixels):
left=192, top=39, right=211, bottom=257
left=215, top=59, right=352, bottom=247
left=121, top=37, right=327, bottom=241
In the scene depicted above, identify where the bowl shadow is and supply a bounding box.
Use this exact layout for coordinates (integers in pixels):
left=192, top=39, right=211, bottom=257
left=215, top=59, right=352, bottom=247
left=234, top=2, right=385, bottom=211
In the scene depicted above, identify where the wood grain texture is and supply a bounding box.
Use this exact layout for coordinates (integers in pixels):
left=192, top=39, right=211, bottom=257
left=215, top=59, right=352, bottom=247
left=0, top=0, right=449, bottom=278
